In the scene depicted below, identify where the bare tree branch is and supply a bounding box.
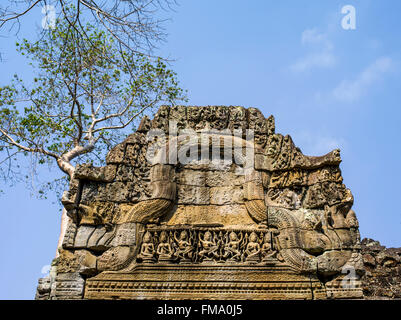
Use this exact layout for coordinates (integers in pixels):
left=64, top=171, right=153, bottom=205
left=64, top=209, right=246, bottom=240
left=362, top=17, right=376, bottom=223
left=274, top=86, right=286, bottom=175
left=0, top=0, right=41, bottom=28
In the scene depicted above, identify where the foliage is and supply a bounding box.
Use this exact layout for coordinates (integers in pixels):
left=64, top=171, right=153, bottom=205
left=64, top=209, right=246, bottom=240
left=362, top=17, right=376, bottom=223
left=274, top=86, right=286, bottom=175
left=0, top=1, right=177, bottom=56
left=0, top=13, right=184, bottom=198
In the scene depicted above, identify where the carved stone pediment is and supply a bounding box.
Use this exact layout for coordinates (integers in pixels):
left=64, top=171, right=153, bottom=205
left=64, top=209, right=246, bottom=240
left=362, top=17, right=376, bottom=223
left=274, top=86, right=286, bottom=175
left=37, top=106, right=363, bottom=300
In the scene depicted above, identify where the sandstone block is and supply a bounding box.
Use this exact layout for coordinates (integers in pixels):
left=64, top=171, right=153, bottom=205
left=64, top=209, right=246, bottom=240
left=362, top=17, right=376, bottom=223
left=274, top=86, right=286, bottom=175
left=166, top=204, right=255, bottom=227
left=363, top=253, right=376, bottom=267
left=115, top=165, right=137, bottom=182
left=177, top=185, right=209, bottom=205
left=106, top=143, right=125, bottom=164
left=376, top=250, right=400, bottom=267
left=243, top=181, right=265, bottom=201
left=74, top=225, right=96, bottom=248
left=254, top=154, right=274, bottom=171
left=210, top=186, right=244, bottom=205
left=136, top=115, right=151, bottom=133
left=150, top=181, right=176, bottom=200
left=316, top=250, right=352, bottom=276
left=54, top=273, right=85, bottom=300
left=247, top=107, right=268, bottom=134
left=110, top=222, right=138, bottom=247
left=106, top=182, right=130, bottom=202
left=75, top=250, right=98, bottom=275
left=87, top=226, right=108, bottom=250
left=205, top=170, right=245, bottom=187
left=80, top=182, right=108, bottom=203
left=75, top=164, right=117, bottom=182
left=151, top=164, right=175, bottom=182
left=177, top=169, right=206, bottom=186
left=266, top=188, right=302, bottom=209
left=124, top=144, right=147, bottom=167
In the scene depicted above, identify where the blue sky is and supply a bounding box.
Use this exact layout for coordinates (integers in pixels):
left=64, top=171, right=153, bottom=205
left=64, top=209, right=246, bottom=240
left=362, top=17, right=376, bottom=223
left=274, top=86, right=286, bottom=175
left=0, top=0, right=400, bottom=299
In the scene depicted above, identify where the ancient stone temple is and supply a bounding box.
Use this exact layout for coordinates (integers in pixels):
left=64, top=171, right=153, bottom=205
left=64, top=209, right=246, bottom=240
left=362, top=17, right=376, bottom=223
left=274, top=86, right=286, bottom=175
left=36, top=106, right=365, bottom=300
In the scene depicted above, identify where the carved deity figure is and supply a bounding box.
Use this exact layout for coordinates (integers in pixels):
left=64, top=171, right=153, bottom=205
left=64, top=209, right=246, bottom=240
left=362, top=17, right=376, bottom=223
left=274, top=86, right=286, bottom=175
left=156, top=231, right=174, bottom=262
left=198, top=231, right=220, bottom=261
left=261, top=232, right=277, bottom=262
left=244, top=232, right=261, bottom=263
left=223, top=231, right=243, bottom=262
left=138, top=231, right=155, bottom=263
left=174, top=230, right=193, bottom=263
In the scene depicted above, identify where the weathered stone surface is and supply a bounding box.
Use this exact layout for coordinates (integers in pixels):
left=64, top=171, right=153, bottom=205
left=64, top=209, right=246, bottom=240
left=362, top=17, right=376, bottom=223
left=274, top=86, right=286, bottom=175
left=116, top=199, right=174, bottom=224
left=361, top=238, right=401, bottom=299
left=205, top=170, right=245, bottom=187
left=124, top=144, right=148, bottom=167
left=115, top=165, right=139, bottom=182
left=77, top=201, right=116, bottom=225
left=136, top=115, right=151, bottom=133
left=105, top=182, right=130, bottom=202
left=53, top=272, right=85, bottom=300
left=149, top=181, right=176, bottom=200
left=269, top=167, right=343, bottom=189
left=177, top=185, right=209, bottom=205
left=39, top=105, right=374, bottom=300
left=210, top=186, right=244, bottom=205
left=150, top=164, right=175, bottom=182
left=106, top=143, right=125, bottom=164
left=316, top=250, right=352, bottom=276
left=110, top=222, right=138, bottom=247
left=75, top=164, right=117, bottom=182
left=74, top=225, right=96, bottom=248
left=363, top=253, right=376, bottom=267
left=97, top=246, right=136, bottom=272
left=35, top=277, right=52, bottom=300
left=165, top=204, right=255, bottom=227
left=177, top=169, right=206, bottom=186
left=87, top=226, right=109, bottom=249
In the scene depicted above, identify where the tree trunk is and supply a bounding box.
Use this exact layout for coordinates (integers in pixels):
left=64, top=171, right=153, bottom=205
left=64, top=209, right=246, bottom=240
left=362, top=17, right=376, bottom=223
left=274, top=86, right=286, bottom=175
left=55, top=145, right=96, bottom=257
left=55, top=208, right=69, bottom=258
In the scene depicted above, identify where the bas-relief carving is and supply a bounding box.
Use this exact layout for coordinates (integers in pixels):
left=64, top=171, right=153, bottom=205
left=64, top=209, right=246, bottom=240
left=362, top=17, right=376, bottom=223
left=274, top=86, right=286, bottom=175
left=36, top=106, right=364, bottom=300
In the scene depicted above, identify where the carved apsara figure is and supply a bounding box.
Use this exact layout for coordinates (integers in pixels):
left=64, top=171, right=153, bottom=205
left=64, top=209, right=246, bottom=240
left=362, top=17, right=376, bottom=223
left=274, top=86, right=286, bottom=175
left=261, top=232, right=277, bottom=262
left=244, top=232, right=261, bottom=263
left=198, top=231, right=220, bottom=262
left=223, top=231, right=243, bottom=262
left=174, top=230, right=193, bottom=263
left=156, top=231, right=175, bottom=262
left=138, top=231, right=155, bottom=263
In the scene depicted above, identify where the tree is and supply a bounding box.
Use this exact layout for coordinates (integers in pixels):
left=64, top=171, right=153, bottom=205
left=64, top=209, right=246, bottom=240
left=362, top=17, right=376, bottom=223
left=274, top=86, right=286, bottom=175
left=0, top=0, right=177, bottom=57
left=0, top=14, right=184, bottom=197
left=0, top=2, right=184, bottom=258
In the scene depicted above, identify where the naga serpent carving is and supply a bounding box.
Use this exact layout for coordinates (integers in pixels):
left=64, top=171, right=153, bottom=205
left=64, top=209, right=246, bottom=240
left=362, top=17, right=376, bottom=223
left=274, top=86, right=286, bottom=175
left=116, top=164, right=176, bottom=224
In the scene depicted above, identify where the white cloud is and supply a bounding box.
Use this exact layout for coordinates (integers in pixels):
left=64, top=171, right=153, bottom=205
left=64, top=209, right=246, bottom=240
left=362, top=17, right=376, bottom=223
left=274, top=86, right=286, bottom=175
left=332, top=57, right=393, bottom=102
left=289, top=28, right=336, bottom=73
left=301, top=29, right=333, bottom=50
left=294, top=131, right=346, bottom=156
left=290, top=51, right=336, bottom=73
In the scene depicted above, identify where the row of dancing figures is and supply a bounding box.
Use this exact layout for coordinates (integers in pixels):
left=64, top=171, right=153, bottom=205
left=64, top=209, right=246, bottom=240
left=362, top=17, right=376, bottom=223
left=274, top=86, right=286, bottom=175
left=196, top=230, right=278, bottom=263
left=244, top=231, right=277, bottom=263
left=138, top=230, right=193, bottom=263
left=138, top=230, right=277, bottom=264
